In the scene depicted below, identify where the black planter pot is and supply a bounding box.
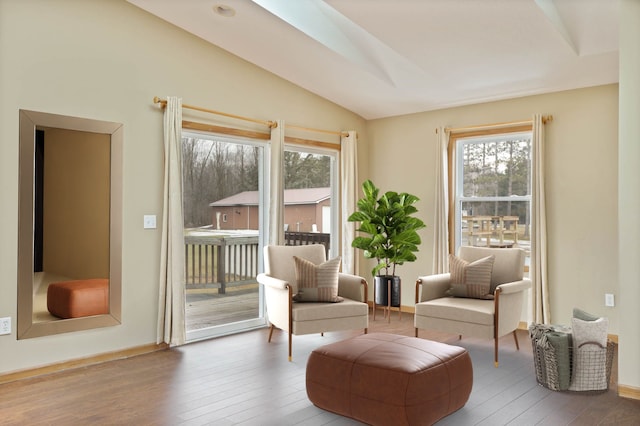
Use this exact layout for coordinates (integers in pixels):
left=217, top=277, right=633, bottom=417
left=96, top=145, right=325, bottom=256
left=374, top=275, right=401, bottom=307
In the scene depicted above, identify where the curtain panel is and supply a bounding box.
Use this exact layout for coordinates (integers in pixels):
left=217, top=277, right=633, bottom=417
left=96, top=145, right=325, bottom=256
left=269, top=119, right=285, bottom=246
left=531, top=114, right=550, bottom=323
left=433, top=128, right=450, bottom=274
left=340, top=131, right=358, bottom=274
left=157, top=96, right=186, bottom=346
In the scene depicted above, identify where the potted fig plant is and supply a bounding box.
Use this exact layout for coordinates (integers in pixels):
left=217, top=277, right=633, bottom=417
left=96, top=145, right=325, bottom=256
left=348, top=179, right=426, bottom=308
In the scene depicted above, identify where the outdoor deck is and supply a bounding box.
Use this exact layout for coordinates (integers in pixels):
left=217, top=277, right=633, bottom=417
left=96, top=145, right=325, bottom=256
left=185, top=283, right=259, bottom=332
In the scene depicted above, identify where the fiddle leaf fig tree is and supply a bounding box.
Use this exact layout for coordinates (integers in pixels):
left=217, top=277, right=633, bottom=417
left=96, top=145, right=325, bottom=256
left=348, top=179, right=426, bottom=277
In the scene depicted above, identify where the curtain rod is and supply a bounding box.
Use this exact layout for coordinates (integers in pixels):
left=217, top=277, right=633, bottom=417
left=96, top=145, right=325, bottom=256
left=153, top=96, right=277, bottom=129
left=442, top=115, right=553, bottom=134
left=182, top=119, right=340, bottom=151
left=286, top=123, right=349, bottom=138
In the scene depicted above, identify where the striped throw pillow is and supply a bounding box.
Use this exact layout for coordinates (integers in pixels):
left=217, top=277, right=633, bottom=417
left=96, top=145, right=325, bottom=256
left=292, top=256, right=343, bottom=303
left=448, top=254, right=495, bottom=299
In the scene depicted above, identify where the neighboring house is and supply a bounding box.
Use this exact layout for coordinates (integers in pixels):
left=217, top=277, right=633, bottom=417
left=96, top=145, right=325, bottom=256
left=209, top=187, right=331, bottom=233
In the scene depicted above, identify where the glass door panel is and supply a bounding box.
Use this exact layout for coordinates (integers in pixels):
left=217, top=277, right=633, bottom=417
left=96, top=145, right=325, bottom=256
left=182, top=132, right=266, bottom=341
left=283, top=146, right=338, bottom=259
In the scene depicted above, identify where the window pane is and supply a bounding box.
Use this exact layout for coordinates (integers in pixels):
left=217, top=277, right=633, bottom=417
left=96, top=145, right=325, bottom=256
left=461, top=200, right=530, bottom=251
left=182, top=133, right=266, bottom=340
left=283, top=148, right=336, bottom=257
left=461, top=136, right=531, bottom=197
left=454, top=131, right=532, bottom=259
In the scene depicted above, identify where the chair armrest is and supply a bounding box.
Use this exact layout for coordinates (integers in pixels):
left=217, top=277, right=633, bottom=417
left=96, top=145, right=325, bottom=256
left=338, top=273, right=368, bottom=303
left=415, top=273, right=451, bottom=303
left=257, top=273, right=289, bottom=291
left=496, top=278, right=532, bottom=294
left=494, top=278, right=532, bottom=337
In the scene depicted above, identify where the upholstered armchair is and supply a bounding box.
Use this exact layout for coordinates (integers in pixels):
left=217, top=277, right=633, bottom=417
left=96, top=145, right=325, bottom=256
left=414, top=246, right=531, bottom=367
left=257, top=244, right=369, bottom=360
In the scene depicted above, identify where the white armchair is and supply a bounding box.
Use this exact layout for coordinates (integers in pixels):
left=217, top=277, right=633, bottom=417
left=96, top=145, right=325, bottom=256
left=415, top=246, right=531, bottom=367
left=257, top=244, right=368, bottom=360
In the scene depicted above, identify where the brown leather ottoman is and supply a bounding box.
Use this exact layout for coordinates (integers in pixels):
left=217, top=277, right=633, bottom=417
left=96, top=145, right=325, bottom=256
left=306, top=333, right=472, bottom=426
left=47, top=279, right=109, bottom=319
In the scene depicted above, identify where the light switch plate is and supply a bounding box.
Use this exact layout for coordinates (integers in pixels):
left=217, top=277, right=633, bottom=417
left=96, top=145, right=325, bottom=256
left=605, top=293, right=615, bottom=307
left=143, top=215, right=157, bottom=229
left=0, top=317, right=11, bottom=335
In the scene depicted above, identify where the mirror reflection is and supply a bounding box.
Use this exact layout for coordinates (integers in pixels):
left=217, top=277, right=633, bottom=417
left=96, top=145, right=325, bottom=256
left=18, top=110, right=122, bottom=339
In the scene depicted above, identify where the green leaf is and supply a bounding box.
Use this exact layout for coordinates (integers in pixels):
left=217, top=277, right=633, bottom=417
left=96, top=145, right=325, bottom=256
left=349, top=179, right=427, bottom=277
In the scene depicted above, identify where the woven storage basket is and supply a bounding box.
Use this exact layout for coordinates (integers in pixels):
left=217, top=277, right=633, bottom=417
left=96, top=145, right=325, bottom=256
left=529, top=324, right=615, bottom=393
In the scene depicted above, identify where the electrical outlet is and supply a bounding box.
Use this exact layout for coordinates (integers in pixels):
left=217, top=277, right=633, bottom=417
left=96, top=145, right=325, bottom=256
left=605, top=293, right=615, bottom=307
left=0, top=317, right=11, bottom=335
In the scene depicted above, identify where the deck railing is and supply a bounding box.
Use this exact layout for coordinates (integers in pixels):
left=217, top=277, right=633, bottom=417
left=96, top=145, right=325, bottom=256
left=283, top=231, right=330, bottom=258
left=184, top=231, right=330, bottom=293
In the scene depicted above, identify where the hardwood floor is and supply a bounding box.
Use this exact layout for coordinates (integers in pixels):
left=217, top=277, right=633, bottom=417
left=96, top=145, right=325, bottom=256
left=1, top=311, right=639, bottom=425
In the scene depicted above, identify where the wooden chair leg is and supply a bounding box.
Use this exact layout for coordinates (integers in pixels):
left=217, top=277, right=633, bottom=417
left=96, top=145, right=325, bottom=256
left=288, top=329, right=292, bottom=362
left=364, top=327, right=368, bottom=335
left=415, top=328, right=418, bottom=338
left=268, top=324, right=275, bottom=342
left=513, top=330, right=520, bottom=350
left=494, top=338, right=499, bottom=368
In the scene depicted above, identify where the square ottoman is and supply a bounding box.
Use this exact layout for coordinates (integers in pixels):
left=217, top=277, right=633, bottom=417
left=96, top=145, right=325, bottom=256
left=47, top=279, right=109, bottom=319
left=306, top=333, right=472, bottom=426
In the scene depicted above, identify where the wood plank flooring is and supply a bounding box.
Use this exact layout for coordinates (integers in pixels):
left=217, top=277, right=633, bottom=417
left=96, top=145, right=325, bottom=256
left=1, top=312, right=639, bottom=425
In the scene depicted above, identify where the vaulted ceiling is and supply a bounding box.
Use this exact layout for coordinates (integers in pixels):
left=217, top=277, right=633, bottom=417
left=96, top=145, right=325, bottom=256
left=128, top=0, right=619, bottom=120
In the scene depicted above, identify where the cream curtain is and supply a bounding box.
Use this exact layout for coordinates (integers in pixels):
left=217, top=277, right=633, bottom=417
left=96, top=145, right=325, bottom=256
left=157, top=96, right=186, bottom=346
left=340, top=131, right=358, bottom=274
left=531, top=114, right=550, bottom=323
left=433, top=127, right=450, bottom=274
left=269, top=120, right=285, bottom=246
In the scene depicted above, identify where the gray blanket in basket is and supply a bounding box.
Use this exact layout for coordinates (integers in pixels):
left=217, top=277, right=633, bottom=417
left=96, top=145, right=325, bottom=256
left=546, top=331, right=571, bottom=390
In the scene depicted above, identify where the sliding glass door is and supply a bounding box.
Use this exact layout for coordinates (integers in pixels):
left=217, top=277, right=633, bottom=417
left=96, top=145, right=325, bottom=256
left=181, top=131, right=267, bottom=341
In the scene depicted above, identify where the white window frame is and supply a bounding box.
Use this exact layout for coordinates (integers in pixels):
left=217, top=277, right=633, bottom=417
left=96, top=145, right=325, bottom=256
left=181, top=130, right=268, bottom=342
left=452, top=131, right=532, bottom=253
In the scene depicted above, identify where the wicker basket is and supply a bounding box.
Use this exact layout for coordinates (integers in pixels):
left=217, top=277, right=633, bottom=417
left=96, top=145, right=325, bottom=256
left=529, top=324, right=615, bottom=393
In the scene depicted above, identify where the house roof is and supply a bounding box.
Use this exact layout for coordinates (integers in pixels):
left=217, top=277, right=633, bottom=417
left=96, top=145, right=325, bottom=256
left=209, top=187, right=331, bottom=207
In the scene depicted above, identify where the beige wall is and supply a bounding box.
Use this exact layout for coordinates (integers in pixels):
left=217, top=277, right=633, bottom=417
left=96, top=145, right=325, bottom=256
left=0, top=0, right=366, bottom=375
left=618, top=0, right=640, bottom=395
left=43, top=128, right=110, bottom=279
left=365, top=84, right=620, bottom=334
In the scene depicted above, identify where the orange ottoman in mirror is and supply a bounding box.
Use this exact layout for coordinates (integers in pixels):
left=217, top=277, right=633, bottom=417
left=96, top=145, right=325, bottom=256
left=47, top=279, right=109, bottom=319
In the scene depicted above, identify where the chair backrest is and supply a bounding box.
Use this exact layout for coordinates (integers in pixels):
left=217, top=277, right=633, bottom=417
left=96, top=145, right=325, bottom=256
left=458, top=246, right=525, bottom=292
left=264, top=244, right=327, bottom=294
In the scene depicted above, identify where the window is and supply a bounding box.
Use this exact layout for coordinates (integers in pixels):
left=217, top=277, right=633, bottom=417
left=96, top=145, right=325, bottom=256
left=449, top=128, right=532, bottom=262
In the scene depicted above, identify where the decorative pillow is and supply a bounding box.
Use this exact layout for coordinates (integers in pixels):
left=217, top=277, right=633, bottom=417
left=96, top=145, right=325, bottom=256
left=292, top=256, right=343, bottom=303
left=569, top=316, right=609, bottom=391
left=573, top=307, right=600, bottom=322
left=447, top=254, right=495, bottom=299
left=571, top=316, right=608, bottom=348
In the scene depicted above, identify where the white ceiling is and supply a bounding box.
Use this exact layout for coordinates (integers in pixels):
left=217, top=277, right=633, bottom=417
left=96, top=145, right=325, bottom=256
left=127, top=0, right=619, bottom=120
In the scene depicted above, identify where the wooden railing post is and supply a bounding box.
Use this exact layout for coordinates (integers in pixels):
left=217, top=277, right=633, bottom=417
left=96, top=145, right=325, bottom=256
left=217, top=242, right=226, bottom=294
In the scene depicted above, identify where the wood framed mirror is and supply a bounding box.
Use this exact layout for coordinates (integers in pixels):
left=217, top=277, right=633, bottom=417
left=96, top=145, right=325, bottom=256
left=17, top=110, right=123, bottom=339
